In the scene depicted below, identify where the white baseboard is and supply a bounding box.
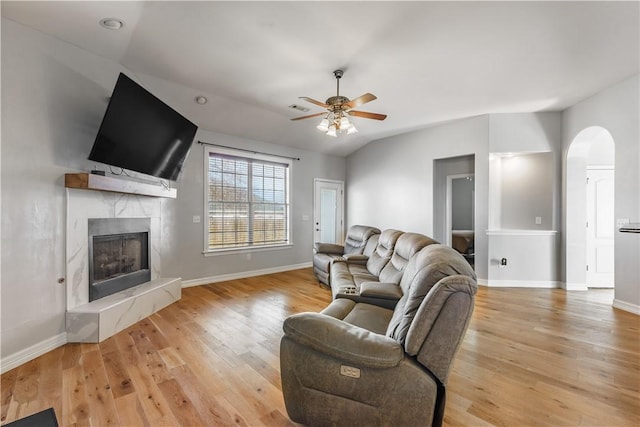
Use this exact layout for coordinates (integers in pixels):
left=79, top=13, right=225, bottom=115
left=1, top=332, right=67, bottom=374
left=181, top=262, right=313, bottom=288
left=564, top=282, right=589, bottom=291
left=613, top=299, right=640, bottom=315
left=480, top=279, right=561, bottom=288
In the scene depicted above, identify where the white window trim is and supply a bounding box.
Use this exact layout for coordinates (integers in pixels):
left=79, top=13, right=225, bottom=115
left=202, top=145, right=293, bottom=254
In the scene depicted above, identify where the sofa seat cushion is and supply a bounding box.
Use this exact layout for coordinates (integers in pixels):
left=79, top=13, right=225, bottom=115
left=352, top=273, right=378, bottom=286
left=321, top=299, right=393, bottom=335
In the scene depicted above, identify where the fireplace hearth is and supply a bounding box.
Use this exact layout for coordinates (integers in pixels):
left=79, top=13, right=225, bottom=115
left=88, top=218, right=151, bottom=301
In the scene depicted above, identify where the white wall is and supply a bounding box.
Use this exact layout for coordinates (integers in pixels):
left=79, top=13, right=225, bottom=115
left=563, top=74, right=640, bottom=311
left=162, top=128, right=345, bottom=284
left=346, top=116, right=490, bottom=281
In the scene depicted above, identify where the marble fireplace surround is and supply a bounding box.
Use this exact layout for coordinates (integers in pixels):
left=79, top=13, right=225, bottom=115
left=65, top=188, right=181, bottom=342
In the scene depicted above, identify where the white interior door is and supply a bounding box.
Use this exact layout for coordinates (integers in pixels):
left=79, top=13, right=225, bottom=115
left=586, top=169, right=614, bottom=288
left=314, top=179, right=344, bottom=244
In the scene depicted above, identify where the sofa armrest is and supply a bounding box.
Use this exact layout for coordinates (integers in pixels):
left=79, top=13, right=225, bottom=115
left=283, top=312, right=404, bottom=368
left=343, top=254, right=369, bottom=264
left=314, top=243, right=345, bottom=255
left=359, top=282, right=403, bottom=301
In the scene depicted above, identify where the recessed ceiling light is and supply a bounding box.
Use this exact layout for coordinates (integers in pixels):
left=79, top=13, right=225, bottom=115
left=195, top=96, right=208, bottom=105
left=99, top=18, right=124, bottom=30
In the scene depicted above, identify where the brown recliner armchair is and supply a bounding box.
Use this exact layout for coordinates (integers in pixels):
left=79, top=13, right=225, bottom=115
left=313, top=225, right=381, bottom=286
left=281, top=244, right=477, bottom=427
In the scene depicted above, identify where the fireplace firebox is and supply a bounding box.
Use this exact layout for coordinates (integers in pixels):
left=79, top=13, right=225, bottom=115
left=88, top=218, right=151, bottom=302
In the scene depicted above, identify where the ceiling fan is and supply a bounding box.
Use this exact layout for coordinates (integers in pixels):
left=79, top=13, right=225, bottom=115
left=291, top=70, right=387, bottom=137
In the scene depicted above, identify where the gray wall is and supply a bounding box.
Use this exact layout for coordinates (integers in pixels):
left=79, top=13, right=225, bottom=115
left=346, top=116, right=490, bottom=281
left=0, top=18, right=345, bottom=361
left=1, top=18, right=129, bottom=358
left=452, top=177, right=474, bottom=230
left=499, top=152, right=555, bottom=229
left=562, top=74, right=640, bottom=309
left=162, top=128, right=345, bottom=283
left=488, top=113, right=563, bottom=230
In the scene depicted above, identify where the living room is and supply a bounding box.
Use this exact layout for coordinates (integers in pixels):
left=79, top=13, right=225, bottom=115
left=1, top=1, right=639, bottom=426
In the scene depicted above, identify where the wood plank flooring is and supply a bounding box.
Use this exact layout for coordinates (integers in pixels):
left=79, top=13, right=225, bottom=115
left=1, top=268, right=638, bottom=426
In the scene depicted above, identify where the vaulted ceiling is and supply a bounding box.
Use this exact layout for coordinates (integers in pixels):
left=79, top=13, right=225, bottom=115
left=2, top=1, right=638, bottom=156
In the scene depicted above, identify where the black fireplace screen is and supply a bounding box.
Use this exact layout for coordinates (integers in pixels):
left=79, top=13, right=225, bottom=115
left=88, top=218, right=151, bottom=302
left=92, top=233, right=148, bottom=282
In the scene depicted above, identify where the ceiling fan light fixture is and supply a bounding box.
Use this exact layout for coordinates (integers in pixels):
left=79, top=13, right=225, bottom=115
left=317, top=117, right=330, bottom=132
left=339, top=116, right=351, bottom=130
left=292, top=69, right=386, bottom=138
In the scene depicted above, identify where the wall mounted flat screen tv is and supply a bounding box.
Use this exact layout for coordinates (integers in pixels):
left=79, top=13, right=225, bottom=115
left=89, top=73, right=197, bottom=181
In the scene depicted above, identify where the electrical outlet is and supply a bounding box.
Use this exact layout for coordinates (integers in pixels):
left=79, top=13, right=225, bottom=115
left=193, top=215, right=201, bottom=223
left=500, top=258, right=507, bottom=268
left=535, top=216, right=542, bottom=225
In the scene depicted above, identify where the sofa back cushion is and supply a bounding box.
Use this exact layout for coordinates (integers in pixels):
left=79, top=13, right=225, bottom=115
left=344, top=225, right=381, bottom=255
left=378, top=233, right=438, bottom=284
left=385, top=244, right=476, bottom=345
left=363, top=234, right=379, bottom=257
left=366, top=229, right=403, bottom=276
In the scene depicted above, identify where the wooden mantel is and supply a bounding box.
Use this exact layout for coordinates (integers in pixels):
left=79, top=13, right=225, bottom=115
left=65, top=173, right=177, bottom=198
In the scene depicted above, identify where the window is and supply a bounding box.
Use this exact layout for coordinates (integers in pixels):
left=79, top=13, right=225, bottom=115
left=205, top=147, right=291, bottom=252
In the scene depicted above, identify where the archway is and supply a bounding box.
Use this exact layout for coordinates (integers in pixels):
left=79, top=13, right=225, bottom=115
left=566, top=126, right=615, bottom=291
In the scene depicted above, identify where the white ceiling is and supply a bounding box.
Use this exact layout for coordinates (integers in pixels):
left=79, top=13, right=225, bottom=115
left=2, top=1, right=639, bottom=157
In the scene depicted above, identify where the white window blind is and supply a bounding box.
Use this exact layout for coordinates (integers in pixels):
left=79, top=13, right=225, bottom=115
left=206, top=149, right=290, bottom=251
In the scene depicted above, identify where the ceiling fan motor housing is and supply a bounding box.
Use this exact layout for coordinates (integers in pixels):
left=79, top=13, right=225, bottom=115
left=326, top=95, right=350, bottom=107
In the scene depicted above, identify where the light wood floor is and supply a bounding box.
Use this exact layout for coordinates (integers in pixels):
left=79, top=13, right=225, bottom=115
left=1, top=268, right=638, bottom=426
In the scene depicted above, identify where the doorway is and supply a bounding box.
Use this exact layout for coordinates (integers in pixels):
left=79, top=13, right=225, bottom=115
left=566, top=126, right=615, bottom=291
left=446, top=174, right=475, bottom=268
left=586, top=168, right=614, bottom=288
left=433, top=154, right=475, bottom=266
left=313, top=179, right=344, bottom=244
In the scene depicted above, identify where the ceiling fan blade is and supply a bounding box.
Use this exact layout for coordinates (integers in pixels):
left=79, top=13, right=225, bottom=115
left=290, top=112, right=326, bottom=121
left=344, top=93, right=377, bottom=109
left=299, top=97, right=329, bottom=108
left=348, top=110, right=387, bottom=121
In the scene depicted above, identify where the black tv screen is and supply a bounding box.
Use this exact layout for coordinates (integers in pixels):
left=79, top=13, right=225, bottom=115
left=89, top=73, right=197, bottom=181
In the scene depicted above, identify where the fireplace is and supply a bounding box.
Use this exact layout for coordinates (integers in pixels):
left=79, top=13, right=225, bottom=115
left=88, top=218, right=151, bottom=301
